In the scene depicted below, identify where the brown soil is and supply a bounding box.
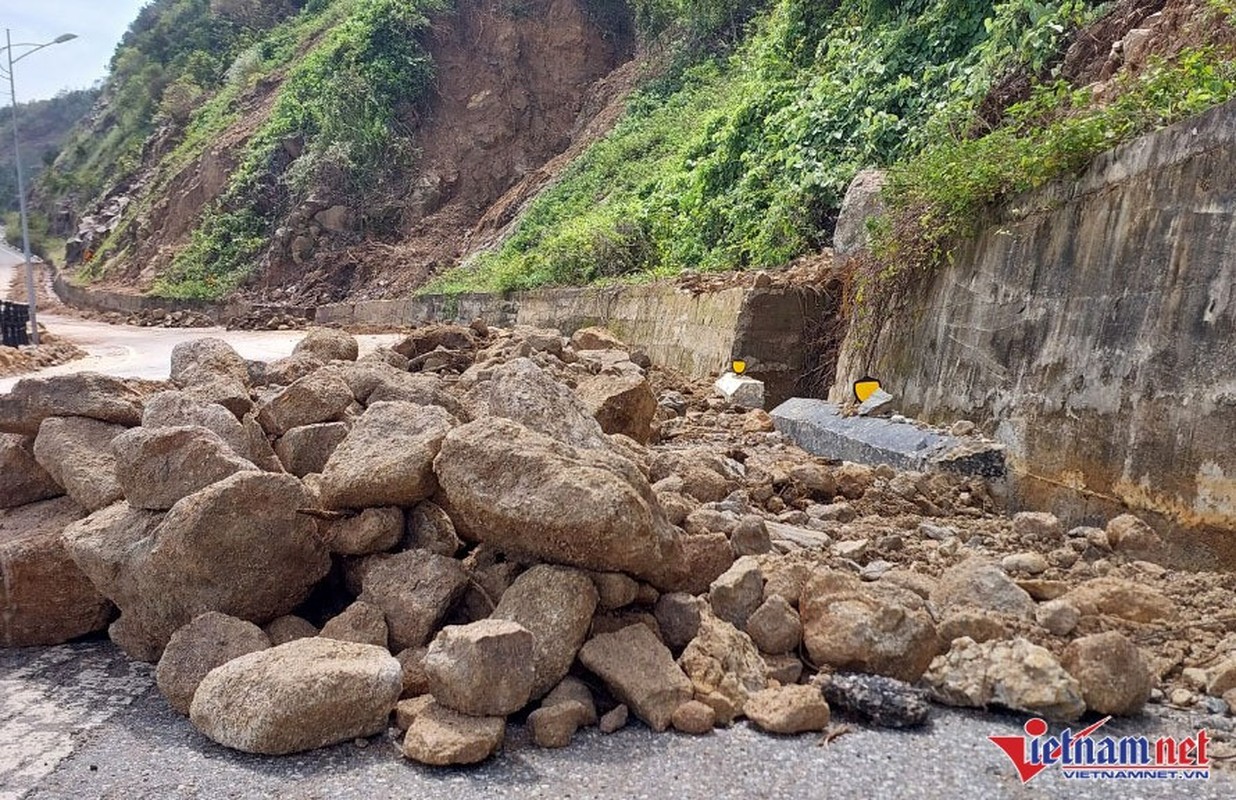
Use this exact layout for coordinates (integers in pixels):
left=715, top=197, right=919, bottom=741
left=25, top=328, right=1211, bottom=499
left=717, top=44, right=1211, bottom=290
left=0, top=333, right=86, bottom=377
left=254, top=0, right=638, bottom=305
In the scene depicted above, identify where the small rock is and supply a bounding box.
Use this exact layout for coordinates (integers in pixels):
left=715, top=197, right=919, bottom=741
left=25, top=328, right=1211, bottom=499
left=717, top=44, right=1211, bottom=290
left=542, top=677, right=598, bottom=727
left=1001, top=552, right=1048, bottom=576
left=931, top=558, right=1036, bottom=619
left=834, top=539, right=869, bottom=560
left=1209, top=658, right=1236, bottom=697
left=745, top=595, right=802, bottom=655
left=1059, top=577, right=1177, bottom=623
left=578, top=625, right=693, bottom=732
left=156, top=612, right=271, bottom=715
left=1182, top=667, right=1209, bottom=691
left=763, top=653, right=804, bottom=685
left=918, top=522, right=956, bottom=541
left=264, top=615, right=318, bottom=645
left=730, top=516, right=772, bottom=556
left=1105, top=514, right=1163, bottom=560
left=949, top=420, right=976, bottom=436
left=492, top=565, right=598, bottom=699
left=923, top=637, right=1085, bottom=721
left=590, top=572, right=640, bottom=611
left=678, top=609, right=768, bottom=725
left=1061, top=632, right=1152, bottom=715
left=856, top=389, right=894, bottom=416
left=569, top=326, right=626, bottom=351
left=714, top=373, right=764, bottom=409
left=528, top=701, right=587, bottom=748
left=319, top=601, right=388, bottom=648
left=423, top=619, right=536, bottom=716
left=820, top=673, right=930, bottom=728
left=801, top=570, right=939, bottom=683
left=1012, top=511, right=1063, bottom=543
left=1035, top=600, right=1081, bottom=637
left=274, top=422, right=348, bottom=477
left=359, top=550, right=469, bottom=651
left=396, top=647, right=431, bottom=698
left=937, top=610, right=1009, bottom=644
left=671, top=700, right=715, bottom=734
left=811, top=502, right=857, bottom=523
left=402, top=501, right=463, bottom=557
left=708, top=556, right=764, bottom=629
left=744, top=685, right=831, bottom=734
left=1170, top=688, right=1195, bottom=707
left=401, top=698, right=505, bottom=766
left=655, top=593, right=702, bottom=651
left=598, top=704, right=628, bottom=734
left=294, top=329, right=359, bottom=362
left=833, top=463, right=873, bottom=499
left=324, top=507, right=403, bottom=556
left=741, top=410, right=775, bottom=433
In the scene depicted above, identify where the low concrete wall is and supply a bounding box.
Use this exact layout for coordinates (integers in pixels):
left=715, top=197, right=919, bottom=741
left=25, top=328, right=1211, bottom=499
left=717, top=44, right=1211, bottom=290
left=51, top=272, right=250, bottom=322
left=833, top=99, right=1236, bottom=569
left=318, top=282, right=841, bottom=405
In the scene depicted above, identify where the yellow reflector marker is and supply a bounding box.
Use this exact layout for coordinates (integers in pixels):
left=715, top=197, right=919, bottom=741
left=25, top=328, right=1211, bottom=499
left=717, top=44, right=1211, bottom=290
left=854, top=376, right=882, bottom=403
left=731, top=360, right=747, bottom=375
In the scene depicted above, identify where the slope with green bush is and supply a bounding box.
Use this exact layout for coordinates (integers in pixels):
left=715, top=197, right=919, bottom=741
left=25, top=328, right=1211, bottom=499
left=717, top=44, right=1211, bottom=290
left=432, top=0, right=1100, bottom=293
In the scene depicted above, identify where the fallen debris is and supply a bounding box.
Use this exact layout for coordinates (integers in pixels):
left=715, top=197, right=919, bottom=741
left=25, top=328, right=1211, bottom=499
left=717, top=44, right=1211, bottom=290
left=1, top=323, right=1233, bottom=768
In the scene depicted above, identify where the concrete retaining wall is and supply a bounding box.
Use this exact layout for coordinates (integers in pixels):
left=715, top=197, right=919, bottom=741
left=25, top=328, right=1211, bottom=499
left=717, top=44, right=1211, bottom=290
left=51, top=273, right=249, bottom=322
left=832, top=99, right=1236, bottom=569
left=319, top=282, right=841, bottom=405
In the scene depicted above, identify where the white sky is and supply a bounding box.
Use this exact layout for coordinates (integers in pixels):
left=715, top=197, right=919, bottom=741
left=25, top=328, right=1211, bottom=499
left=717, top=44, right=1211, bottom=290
left=1, top=0, right=151, bottom=103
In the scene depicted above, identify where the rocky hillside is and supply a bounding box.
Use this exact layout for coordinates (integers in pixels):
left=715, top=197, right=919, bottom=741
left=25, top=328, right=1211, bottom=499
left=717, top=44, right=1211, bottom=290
left=29, top=0, right=1236, bottom=304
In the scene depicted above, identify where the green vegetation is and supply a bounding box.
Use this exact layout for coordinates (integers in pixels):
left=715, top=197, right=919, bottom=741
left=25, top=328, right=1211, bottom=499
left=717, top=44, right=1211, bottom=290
left=861, top=42, right=1236, bottom=326
left=0, top=89, right=98, bottom=216
left=2, top=211, right=66, bottom=264
left=27, top=0, right=1236, bottom=305
left=152, top=0, right=447, bottom=298
left=431, top=0, right=1098, bottom=293
left=39, top=0, right=289, bottom=208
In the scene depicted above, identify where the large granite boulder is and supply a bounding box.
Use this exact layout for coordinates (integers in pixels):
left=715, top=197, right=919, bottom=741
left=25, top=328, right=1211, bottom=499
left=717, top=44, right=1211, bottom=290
left=62, top=473, right=329, bottom=660
left=0, top=372, right=145, bottom=435
left=491, top=565, right=599, bottom=699
left=189, top=638, right=402, bottom=754
left=33, top=416, right=127, bottom=511
left=0, top=434, right=62, bottom=508
left=0, top=497, right=107, bottom=646
left=319, top=402, right=456, bottom=509
left=112, top=425, right=258, bottom=510
left=434, top=417, right=686, bottom=589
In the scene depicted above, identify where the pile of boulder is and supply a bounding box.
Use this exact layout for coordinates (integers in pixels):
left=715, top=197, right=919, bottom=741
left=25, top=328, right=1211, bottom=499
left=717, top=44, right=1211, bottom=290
left=2, top=322, right=1235, bottom=765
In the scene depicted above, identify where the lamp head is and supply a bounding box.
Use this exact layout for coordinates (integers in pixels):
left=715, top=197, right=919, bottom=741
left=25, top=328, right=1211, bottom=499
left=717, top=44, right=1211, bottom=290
left=53, top=34, right=78, bottom=44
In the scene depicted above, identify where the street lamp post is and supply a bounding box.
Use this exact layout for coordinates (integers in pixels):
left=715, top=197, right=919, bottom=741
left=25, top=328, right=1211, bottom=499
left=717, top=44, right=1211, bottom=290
left=2, top=29, right=77, bottom=346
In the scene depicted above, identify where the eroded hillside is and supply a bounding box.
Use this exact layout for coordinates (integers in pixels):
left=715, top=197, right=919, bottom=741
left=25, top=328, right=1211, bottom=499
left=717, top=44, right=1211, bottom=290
left=30, top=0, right=1236, bottom=306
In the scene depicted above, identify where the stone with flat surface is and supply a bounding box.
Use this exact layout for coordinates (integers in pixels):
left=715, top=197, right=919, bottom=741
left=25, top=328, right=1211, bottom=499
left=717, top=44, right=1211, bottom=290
left=771, top=398, right=1004, bottom=477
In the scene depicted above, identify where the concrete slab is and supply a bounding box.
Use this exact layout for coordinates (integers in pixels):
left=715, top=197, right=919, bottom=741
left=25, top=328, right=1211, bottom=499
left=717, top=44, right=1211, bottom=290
left=771, top=398, right=1005, bottom=478
left=715, top=372, right=765, bottom=409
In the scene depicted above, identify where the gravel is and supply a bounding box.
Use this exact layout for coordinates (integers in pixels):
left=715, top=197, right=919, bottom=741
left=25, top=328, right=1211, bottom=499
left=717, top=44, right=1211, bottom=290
left=3, top=642, right=1233, bottom=800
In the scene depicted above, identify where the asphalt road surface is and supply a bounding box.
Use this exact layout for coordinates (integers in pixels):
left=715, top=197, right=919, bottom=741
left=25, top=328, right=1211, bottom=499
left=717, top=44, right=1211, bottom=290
left=1, top=641, right=1232, bottom=800
left=0, top=245, right=398, bottom=393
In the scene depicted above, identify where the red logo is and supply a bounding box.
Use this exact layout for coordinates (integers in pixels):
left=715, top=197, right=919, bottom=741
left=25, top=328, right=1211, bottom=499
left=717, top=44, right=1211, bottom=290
left=989, top=717, right=1211, bottom=783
